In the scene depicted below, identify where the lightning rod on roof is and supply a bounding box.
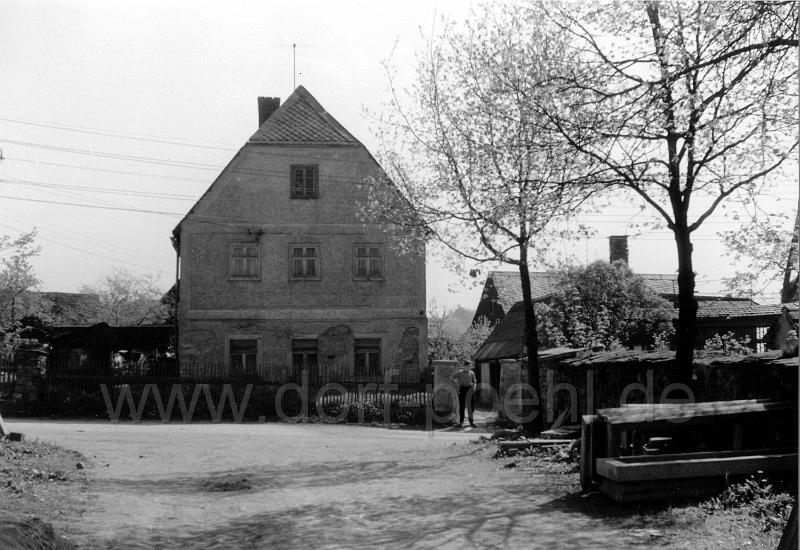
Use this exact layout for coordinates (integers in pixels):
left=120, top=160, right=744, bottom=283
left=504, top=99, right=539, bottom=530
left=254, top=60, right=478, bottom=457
left=293, top=43, right=296, bottom=89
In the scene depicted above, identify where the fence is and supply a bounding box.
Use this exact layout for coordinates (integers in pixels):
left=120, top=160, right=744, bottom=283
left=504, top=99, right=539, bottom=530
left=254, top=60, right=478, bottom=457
left=0, top=358, right=16, bottom=399
left=1, top=356, right=434, bottom=423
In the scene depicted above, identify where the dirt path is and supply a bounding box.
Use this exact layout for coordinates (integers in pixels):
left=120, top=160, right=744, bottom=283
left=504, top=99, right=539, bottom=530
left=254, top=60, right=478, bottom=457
left=10, top=420, right=671, bottom=549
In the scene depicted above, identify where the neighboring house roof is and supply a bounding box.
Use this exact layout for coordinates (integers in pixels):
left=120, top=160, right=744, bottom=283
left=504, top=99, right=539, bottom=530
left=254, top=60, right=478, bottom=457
left=248, top=85, right=359, bottom=144
left=472, top=301, right=527, bottom=361
left=480, top=270, right=680, bottom=314
left=487, top=271, right=560, bottom=311
left=472, top=300, right=583, bottom=361
left=695, top=300, right=783, bottom=320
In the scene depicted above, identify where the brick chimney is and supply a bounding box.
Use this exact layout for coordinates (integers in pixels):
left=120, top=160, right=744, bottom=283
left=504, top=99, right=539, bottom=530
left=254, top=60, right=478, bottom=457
left=609, top=235, right=629, bottom=264
left=257, top=97, right=280, bottom=127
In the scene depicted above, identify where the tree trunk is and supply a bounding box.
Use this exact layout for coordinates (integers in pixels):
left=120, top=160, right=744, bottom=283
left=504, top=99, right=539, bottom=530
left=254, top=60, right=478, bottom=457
left=780, top=209, right=799, bottom=304
left=674, top=226, right=698, bottom=383
left=518, top=246, right=543, bottom=435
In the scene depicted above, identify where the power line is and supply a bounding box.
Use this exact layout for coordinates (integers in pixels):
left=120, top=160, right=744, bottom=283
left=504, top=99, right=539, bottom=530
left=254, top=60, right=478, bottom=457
left=1, top=176, right=197, bottom=201
left=0, top=194, right=182, bottom=216
left=0, top=221, right=172, bottom=277
left=8, top=157, right=211, bottom=184
left=1, top=206, right=172, bottom=267
left=0, top=139, right=222, bottom=171
left=0, top=115, right=238, bottom=151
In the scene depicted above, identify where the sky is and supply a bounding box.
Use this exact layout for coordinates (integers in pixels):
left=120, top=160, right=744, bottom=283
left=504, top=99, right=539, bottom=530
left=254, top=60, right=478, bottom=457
left=0, top=0, right=797, bottom=313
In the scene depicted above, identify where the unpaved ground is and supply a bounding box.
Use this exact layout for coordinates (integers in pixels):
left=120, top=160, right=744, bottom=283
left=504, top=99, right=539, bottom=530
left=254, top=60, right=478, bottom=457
left=6, top=419, right=786, bottom=549
left=0, top=436, right=88, bottom=549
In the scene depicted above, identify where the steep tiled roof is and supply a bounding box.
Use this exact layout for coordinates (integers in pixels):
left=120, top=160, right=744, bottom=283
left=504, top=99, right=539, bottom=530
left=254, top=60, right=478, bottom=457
left=249, top=86, right=359, bottom=144
left=488, top=271, right=559, bottom=310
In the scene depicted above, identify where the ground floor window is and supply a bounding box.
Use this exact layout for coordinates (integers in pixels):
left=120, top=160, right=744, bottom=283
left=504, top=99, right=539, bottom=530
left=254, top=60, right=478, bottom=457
left=354, top=338, right=381, bottom=377
left=292, top=339, right=318, bottom=376
left=229, top=338, right=257, bottom=375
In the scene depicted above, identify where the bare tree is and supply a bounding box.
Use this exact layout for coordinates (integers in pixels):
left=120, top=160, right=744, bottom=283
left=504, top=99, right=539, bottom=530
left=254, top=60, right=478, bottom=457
left=78, top=268, right=169, bottom=326
left=539, top=0, right=798, bottom=380
left=722, top=208, right=799, bottom=302
left=366, top=5, right=598, bottom=432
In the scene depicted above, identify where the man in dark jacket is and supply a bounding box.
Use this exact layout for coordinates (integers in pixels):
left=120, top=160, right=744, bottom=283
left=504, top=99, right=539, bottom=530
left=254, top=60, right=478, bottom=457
left=451, top=361, right=477, bottom=427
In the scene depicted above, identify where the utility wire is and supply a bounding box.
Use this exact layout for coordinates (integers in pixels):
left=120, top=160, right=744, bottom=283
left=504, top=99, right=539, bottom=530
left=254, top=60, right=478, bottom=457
left=1, top=176, right=196, bottom=201
left=0, top=194, right=182, bottom=216
left=8, top=157, right=211, bottom=183
left=0, top=139, right=222, bottom=170
left=0, top=116, right=238, bottom=151
left=0, top=221, right=172, bottom=276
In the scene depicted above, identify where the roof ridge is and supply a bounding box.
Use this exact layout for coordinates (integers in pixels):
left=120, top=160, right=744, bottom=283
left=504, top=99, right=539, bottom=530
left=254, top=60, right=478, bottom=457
left=248, top=86, right=359, bottom=144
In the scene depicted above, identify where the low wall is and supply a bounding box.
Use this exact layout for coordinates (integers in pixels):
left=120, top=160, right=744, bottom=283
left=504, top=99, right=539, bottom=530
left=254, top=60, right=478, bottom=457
left=497, top=351, right=798, bottom=428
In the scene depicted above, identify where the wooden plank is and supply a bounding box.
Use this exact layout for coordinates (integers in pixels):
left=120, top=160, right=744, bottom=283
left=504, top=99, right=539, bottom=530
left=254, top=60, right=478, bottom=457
left=609, top=448, right=796, bottom=464
left=596, top=452, right=797, bottom=482
left=597, top=400, right=792, bottom=428
left=620, top=399, right=770, bottom=408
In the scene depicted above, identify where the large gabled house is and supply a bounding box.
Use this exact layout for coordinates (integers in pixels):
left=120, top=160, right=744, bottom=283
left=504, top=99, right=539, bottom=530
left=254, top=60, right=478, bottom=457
left=172, top=86, right=427, bottom=382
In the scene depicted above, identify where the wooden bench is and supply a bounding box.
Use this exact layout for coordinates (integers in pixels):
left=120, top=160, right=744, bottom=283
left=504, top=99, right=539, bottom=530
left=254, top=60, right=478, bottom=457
left=580, top=399, right=798, bottom=497
left=596, top=449, right=797, bottom=502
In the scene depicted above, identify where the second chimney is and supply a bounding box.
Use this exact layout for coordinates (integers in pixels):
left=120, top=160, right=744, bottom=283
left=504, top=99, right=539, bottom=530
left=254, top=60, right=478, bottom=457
left=609, top=235, right=629, bottom=264
left=257, top=96, right=280, bottom=127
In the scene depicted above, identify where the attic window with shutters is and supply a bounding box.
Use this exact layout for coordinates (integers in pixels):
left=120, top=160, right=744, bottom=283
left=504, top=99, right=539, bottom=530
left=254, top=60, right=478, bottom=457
left=291, top=165, right=318, bottom=199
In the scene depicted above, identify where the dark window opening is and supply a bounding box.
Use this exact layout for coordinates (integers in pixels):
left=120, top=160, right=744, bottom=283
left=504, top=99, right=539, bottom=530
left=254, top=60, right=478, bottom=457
left=291, top=165, right=319, bottom=199
left=230, top=338, right=257, bottom=375
left=291, top=246, right=318, bottom=278
left=354, top=338, right=381, bottom=377
left=292, top=339, right=318, bottom=378
left=355, top=246, right=383, bottom=279
left=230, top=244, right=259, bottom=279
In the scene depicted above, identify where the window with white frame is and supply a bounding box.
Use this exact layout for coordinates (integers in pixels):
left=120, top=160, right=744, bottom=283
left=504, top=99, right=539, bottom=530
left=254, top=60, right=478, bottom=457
left=290, top=165, right=318, bottom=199
left=229, top=338, right=257, bottom=375
left=291, top=245, right=319, bottom=279
left=354, top=338, right=381, bottom=377
left=354, top=245, right=383, bottom=280
left=230, top=244, right=259, bottom=279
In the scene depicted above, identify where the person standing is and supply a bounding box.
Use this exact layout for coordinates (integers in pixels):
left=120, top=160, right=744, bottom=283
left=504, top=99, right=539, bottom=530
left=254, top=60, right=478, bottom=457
left=451, top=361, right=477, bottom=427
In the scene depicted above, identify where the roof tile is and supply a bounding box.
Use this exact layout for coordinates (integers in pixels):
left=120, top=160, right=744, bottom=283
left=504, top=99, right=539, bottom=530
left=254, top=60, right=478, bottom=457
left=249, top=86, right=359, bottom=144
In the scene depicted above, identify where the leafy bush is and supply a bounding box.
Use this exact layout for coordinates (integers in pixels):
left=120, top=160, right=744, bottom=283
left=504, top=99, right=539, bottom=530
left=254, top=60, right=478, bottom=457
left=704, top=332, right=753, bottom=355
left=536, top=261, right=675, bottom=351
left=703, top=474, right=795, bottom=531
left=320, top=397, right=427, bottom=425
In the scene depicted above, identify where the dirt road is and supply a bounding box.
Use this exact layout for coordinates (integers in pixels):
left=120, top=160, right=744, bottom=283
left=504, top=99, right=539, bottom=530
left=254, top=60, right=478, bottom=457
left=9, top=420, right=666, bottom=549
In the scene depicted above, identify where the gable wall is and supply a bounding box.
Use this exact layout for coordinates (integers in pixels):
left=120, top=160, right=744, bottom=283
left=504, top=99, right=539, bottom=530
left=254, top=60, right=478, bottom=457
left=177, top=143, right=427, bottom=379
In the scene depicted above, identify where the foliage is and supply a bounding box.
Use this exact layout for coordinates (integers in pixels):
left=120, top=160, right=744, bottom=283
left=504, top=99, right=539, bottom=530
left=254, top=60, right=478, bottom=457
left=0, top=229, right=42, bottom=328
left=320, top=398, right=427, bottom=425
left=367, top=1, right=605, bottom=432
left=703, top=475, right=795, bottom=532
left=537, top=0, right=798, bottom=375
left=536, top=261, right=675, bottom=351
left=428, top=308, right=493, bottom=363
left=703, top=331, right=753, bottom=355
left=77, top=268, right=170, bottom=326
left=722, top=209, right=799, bottom=303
